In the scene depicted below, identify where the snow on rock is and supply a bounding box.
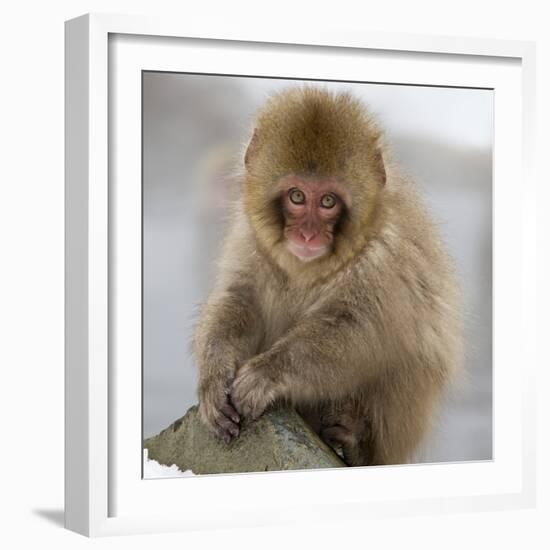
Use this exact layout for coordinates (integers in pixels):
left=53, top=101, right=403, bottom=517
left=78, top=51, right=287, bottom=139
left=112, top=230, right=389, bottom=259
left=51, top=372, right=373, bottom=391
left=143, top=448, right=195, bottom=478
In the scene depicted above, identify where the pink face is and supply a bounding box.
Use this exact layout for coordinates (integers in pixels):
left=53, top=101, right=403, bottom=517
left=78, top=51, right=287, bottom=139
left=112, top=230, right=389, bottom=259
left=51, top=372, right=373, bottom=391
left=279, top=176, right=350, bottom=262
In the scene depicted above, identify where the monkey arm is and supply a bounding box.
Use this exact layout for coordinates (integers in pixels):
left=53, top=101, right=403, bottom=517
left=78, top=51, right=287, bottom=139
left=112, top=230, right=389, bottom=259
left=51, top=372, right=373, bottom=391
left=194, top=282, right=263, bottom=372
left=193, top=280, right=264, bottom=441
left=231, top=304, right=377, bottom=418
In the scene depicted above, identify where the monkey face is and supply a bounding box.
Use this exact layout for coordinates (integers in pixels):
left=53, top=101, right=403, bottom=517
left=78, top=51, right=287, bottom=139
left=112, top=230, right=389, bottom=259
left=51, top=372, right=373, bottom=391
left=278, top=176, right=350, bottom=262
left=243, top=88, right=386, bottom=281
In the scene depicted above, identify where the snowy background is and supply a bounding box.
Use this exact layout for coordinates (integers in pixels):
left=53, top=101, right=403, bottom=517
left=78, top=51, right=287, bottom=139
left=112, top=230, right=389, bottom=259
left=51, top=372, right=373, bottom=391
left=142, top=73, right=493, bottom=467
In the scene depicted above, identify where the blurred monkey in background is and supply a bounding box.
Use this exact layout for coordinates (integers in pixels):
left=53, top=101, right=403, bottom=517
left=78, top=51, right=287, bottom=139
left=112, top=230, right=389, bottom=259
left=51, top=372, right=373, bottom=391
left=193, top=87, right=463, bottom=466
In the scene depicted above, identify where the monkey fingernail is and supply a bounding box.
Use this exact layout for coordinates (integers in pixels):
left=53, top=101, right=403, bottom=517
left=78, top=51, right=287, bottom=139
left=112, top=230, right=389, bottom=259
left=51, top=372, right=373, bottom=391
left=221, top=403, right=240, bottom=424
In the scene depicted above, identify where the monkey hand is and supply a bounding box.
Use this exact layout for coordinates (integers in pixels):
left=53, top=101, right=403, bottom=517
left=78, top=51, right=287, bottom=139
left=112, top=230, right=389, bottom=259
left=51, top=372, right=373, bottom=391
left=231, top=354, right=280, bottom=420
left=198, top=376, right=241, bottom=444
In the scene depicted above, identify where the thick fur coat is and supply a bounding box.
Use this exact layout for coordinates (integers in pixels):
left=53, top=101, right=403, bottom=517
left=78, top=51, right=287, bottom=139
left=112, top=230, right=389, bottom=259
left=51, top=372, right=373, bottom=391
left=193, top=87, right=463, bottom=466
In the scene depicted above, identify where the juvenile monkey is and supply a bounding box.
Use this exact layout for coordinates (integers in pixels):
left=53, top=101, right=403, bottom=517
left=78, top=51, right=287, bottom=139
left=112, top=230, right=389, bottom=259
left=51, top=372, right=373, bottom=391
left=192, top=87, right=463, bottom=466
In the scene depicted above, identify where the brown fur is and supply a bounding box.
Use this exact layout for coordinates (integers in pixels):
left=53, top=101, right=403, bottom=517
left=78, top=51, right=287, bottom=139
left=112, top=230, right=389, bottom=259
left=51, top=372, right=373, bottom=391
left=193, top=87, right=463, bottom=466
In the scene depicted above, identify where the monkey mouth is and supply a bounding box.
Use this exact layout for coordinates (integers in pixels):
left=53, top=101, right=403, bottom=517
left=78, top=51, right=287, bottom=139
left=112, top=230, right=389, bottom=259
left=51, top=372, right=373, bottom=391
left=287, top=240, right=328, bottom=262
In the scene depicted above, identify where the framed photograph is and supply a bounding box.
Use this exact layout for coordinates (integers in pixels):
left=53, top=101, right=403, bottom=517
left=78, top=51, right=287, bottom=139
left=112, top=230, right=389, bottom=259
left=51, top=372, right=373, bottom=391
left=65, top=13, right=536, bottom=537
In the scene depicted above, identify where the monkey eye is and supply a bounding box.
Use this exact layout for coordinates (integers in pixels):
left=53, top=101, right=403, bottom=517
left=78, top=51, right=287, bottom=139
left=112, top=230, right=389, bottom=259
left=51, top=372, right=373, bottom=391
left=289, top=188, right=305, bottom=205
left=320, top=194, right=336, bottom=209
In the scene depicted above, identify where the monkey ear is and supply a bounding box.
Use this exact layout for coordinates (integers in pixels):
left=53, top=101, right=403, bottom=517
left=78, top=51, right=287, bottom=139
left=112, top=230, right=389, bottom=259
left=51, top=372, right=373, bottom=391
left=373, top=148, right=387, bottom=186
left=244, top=129, right=260, bottom=169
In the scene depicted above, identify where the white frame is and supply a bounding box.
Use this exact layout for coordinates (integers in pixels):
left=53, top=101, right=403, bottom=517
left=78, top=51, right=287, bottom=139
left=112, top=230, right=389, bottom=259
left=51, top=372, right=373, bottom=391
left=65, top=13, right=537, bottom=537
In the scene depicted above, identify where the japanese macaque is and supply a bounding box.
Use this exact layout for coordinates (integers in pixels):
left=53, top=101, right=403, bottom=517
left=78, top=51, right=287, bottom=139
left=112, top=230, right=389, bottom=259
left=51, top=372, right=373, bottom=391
left=192, top=87, right=463, bottom=466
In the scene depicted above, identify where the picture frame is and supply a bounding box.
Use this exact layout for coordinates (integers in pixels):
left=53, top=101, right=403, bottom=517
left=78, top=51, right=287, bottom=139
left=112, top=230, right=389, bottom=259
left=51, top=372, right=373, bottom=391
left=65, top=12, right=537, bottom=537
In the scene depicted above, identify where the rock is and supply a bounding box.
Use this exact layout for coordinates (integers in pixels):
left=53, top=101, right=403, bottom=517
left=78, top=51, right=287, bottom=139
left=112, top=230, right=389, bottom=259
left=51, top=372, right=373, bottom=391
left=144, top=405, right=346, bottom=475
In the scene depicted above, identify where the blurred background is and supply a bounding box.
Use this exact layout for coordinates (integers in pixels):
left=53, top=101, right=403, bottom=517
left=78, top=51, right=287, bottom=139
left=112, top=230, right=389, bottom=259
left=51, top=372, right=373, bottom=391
left=142, top=73, right=493, bottom=464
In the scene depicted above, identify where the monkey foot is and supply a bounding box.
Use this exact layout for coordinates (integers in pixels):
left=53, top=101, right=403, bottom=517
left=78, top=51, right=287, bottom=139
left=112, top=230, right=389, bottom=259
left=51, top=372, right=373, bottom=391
left=320, top=424, right=360, bottom=464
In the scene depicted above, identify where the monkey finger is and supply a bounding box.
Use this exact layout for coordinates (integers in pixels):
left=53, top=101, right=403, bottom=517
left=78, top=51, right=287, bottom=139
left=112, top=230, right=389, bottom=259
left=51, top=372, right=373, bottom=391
left=214, top=422, right=236, bottom=444
left=230, top=398, right=245, bottom=417
left=237, top=397, right=264, bottom=420
left=231, top=393, right=255, bottom=418
left=231, top=374, right=254, bottom=413
left=221, top=401, right=240, bottom=424
left=232, top=377, right=270, bottom=420
left=214, top=425, right=233, bottom=445
left=215, top=414, right=240, bottom=439
left=232, top=397, right=250, bottom=418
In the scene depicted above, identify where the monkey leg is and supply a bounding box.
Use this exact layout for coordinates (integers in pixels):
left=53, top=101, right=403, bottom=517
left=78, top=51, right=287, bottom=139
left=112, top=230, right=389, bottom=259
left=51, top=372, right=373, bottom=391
left=317, top=368, right=441, bottom=467
left=359, top=370, right=442, bottom=466
left=318, top=401, right=370, bottom=466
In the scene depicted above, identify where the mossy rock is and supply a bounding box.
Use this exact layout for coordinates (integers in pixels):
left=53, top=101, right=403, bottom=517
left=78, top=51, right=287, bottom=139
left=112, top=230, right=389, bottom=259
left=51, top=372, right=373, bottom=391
left=144, top=405, right=345, bottom=475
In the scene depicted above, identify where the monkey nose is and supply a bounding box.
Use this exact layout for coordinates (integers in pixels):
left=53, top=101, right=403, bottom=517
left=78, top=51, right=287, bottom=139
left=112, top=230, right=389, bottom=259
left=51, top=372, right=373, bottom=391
left=300, top=228, right=317, bottom=242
